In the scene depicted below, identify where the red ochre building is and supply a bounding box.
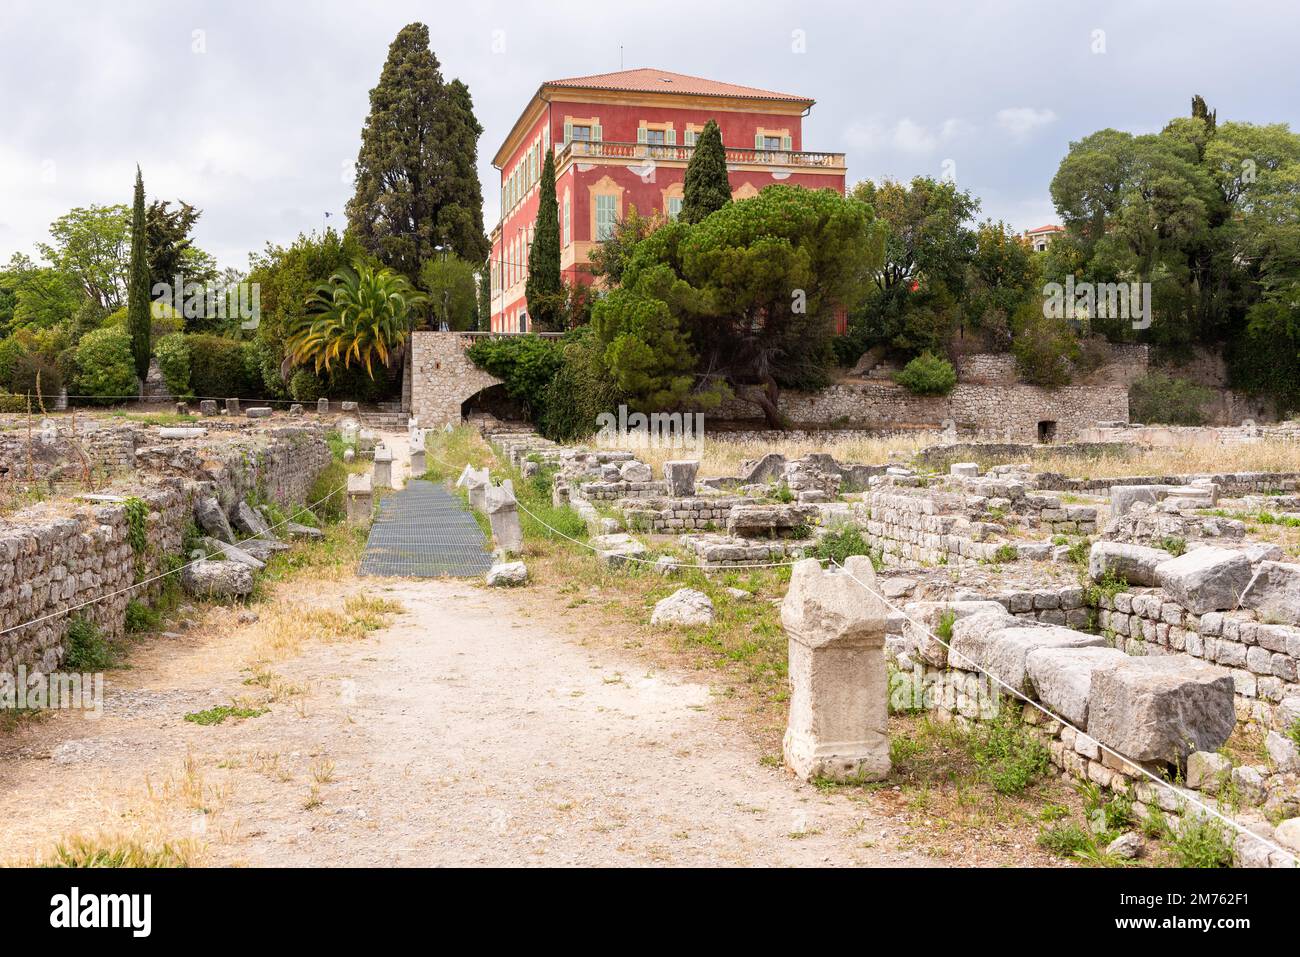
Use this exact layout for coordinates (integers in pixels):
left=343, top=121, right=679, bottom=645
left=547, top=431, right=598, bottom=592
left=487, top=68, right=847, bottom=333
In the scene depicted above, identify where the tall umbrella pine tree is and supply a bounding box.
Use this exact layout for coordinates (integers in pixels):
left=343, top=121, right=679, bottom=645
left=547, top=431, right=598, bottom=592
left=525, top=148, right=563, bottom=330
left=126, top=166, right=152, bottom=382
left=680, top=119, right=732, bottom=224
left=346, top=23, right=489, bottom=278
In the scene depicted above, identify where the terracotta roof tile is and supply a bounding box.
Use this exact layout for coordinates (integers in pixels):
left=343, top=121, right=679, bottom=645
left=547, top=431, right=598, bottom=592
left=544, top=67, right=811, bottom=104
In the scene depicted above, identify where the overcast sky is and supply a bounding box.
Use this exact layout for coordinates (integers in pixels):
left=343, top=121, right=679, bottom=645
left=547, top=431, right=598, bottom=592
left=2, top=0, right=1297, bottom=271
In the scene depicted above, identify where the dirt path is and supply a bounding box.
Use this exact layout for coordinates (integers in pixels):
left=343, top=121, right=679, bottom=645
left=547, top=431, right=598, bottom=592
left=0, top=574, right=933, bottom=867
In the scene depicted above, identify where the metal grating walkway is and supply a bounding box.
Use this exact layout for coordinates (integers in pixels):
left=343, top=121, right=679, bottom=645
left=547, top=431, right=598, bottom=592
left=358, top=480, right=495, bottom=578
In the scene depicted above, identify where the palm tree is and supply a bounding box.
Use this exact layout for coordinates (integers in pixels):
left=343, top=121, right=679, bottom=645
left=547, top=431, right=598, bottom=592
left=287, top=264, right=426, bottom=378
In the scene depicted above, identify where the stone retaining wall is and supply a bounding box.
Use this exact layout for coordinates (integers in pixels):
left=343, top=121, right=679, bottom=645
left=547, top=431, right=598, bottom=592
left=716, top=380, right=1130, bottom=441
left=623, top=497, right=744, bottom=533
left=0, top=428, right=333, bottom=679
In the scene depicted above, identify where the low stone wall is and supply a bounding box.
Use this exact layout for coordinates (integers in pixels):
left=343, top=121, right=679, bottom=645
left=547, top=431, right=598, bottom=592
left=716, top=380, right=1130, bottom=441
left=0, top=428, right=334, bottom=679
left=0, top=423, right=137, bottom=482
left=623, top=497, right=744, bottom=533
left=579, top=480, right=665, bottom=501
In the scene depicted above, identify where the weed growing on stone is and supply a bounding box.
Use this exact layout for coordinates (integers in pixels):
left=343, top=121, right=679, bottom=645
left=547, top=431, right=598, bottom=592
left=967, top=705, right=1051, bottom=795
left=1168, top=814, right=1234, bottom=868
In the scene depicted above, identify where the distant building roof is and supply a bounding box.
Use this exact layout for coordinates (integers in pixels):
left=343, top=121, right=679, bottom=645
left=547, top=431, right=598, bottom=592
left=1026, top=224, right=1065, bottom=235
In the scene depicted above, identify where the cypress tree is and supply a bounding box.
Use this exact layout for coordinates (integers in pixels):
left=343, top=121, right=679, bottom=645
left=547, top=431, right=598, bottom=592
left=680, top=119, right=732, bottom=224
left=477, top=264, right=491, bottom=331
left=525, top=147, right=563, bottom=330
left=126, top=166, right=151, bottom=381
left=347, top=24, right=488, bottom=277
left=438, top=80, right=489, bottom=264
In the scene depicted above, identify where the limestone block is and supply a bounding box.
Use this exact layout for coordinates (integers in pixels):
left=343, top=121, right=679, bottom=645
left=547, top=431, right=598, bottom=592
left=198, top=399, right=218, bottom=415
left=194, top=496, right=235, bottom=544
left=346, top=473, right=372, bottom=524
left=619, top=460, right=653, bottom=483
left=1086, top=656, right=1236, bottom=765
left=663, top=460, right=700, bottom=497
left=650, top=588, right=714, bottom=627
left=901, top=600, right=1007, bottom=668
left=317, top=398, right=330, bottom=413
left=1025, top=644, right=1128, bottom=727
left=409, top=446, right=427, bottom=476
left=1185, top=750, right=1232, bottom=791
left=485, top=484, right=523, bottom=554
left=372, top=446, right=394, bottom=490
left=486, top=561, right=528, bottom=586
left=224, top=398, right=240, bottom=415
left=181, top=559, right=253, bottom=597
left=588, top=533, right=647, bottom=568
left=949, top=462, right=979, bottom=477
left=1088, top=540, right=1173, bottom=587
left=949, top=616, right=1107, bottom=695
left=1239, top=561, right=1300, bottom=626
left=232, top=501, right=275, bottom=540
left=158, top=427, right=207, bottom=440
left=203, top=537, right=265, bottom=570
left=462, top=467, right=490, bottom=511
left=1155, top=547, right=1251, bottom=614
left=781, top=556, right=891, bottom=783
left=1109, top=485, right=1168, bottom=517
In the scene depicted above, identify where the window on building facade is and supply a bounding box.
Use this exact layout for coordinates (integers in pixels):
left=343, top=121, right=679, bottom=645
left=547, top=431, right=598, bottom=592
left=518, top=311, right=527, bottom=333
left=563, top=196, right=571, bottom=246
left=570, top=124, right=591, bottom=141
left=595, top=194, right=617, bottom=240
left=684, top=129, right=697, bottom=146
left=644, top=128, right=666, bottom=146
left=762, top=135, right=782, bottom=150
left=667, top=196, right=683, bottom=221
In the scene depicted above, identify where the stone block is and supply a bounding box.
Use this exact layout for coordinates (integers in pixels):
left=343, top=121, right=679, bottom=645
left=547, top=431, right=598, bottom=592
left=486, top=561, right=527, bottom=586
left=1086, top=656, right=1236, bottom=765
left=485, top=483, right=523, bottom=554
left=198, top=399, right=218, bottom=415
left=949, top=462, right=979, bottom=477
left=181, top=559, right=253, bottom=597
left=317, top=397, right=330, bottom=413
left=901, top=600, right=1007, bottom=668
left=372, top=446, right=393, bottom=490
left=781, top=557, right=891, bottom=783
left=1088, top=540, right=1172, bottom=586
left=346, top=473, right=372, bottom=524
left=224, top=398, right=239, bottom=415
left=948, top=614, right=1107, bottom=694
left=651, top=588, right=714, bottom=627
left=1239, top=560, right=1300, bottom=626
left=1155, top=547, right=1252, bottom=614
left=1025, top=644, right=1128, bottom=727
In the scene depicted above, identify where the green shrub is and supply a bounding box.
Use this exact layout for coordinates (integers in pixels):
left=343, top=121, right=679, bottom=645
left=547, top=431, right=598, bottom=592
left=968, top=704, right=1051, bottom=794
left=9, top=352, right=63, bottom=408
left=894, top=351, right=957, bottom=396
left=537, top=328, right=622, bottom=442
left=306, top=460, right=348, bottom=523
left=288, top=368, right=325, bottom=403
left=0, top=391, right=27, bottom=412
left=74, top=326, right=137, bottom=403
left=808, top=526, right=881, bottom=568
left=0, top=337, right=26, bottom=391
left=1011, top=302, right=1079, bottom=387
left=466, top=334, right=563, bottom=420
left=63, top=617, right=114, bottom=670
left=1170, top=814, right=1233, bottom=868
left=1129, top=372, right=1214, bottom=426
left=125, top=599, right=160, bottom=634
left=186, top=334, right=260, bottom=399
left=155, top=333, right=192, bottom=399
left=1036, top=820, right=1093, bottom=858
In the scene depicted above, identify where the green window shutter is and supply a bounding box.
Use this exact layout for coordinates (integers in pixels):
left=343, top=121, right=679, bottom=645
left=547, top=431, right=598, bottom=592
left=685, top=130, right=696, bottom=146
left=637, top=126, right=647, bottom=144
left=592, top=123, right=602, bottom=142
left=782, top=135, right=792, bottom=151
left=563, top=121, right=573, bottom=145
left=755, top=133, right=764, bottom=149
left=666, top=128, right=676, bottom=146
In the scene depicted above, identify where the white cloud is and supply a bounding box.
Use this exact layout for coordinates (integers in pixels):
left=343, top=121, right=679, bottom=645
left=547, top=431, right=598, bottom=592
left=844, top=116, right=967, bottom=155
left=995, top=107, right=1057, bottom=138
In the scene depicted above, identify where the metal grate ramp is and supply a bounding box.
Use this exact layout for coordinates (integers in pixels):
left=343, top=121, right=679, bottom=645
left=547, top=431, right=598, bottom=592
left=358, top=480, right=494, bottom=578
